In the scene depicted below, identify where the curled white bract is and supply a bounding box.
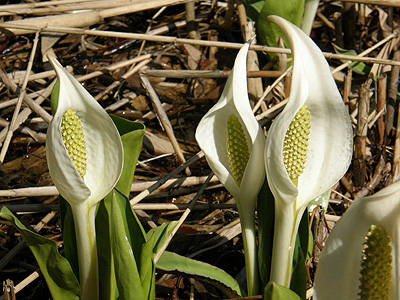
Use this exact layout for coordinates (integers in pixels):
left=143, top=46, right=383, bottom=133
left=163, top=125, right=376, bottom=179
left=195, top=40, right=265, bottom=206
left=264, top=15, right=353, bottom=287
left=195, top=39, right=265, bottom=295
left=46, top=56, right=124, bottom=300
left=46, top=56, right=123, bottom=208
left=314, top=181, right=400, bottom=300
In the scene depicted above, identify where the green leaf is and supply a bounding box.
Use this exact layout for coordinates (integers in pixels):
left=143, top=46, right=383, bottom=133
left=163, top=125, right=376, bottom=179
left=50, top=79, right=60, bottom=114
left=106, top=115, right=146, bottom=258
left=96, top=115, right=145, bottom=299
left=110, top=114, right=145, bottom=198
left=245, top=0, right=265, bottom=22
left=110, top=190, right=146, bottom=300
left=332, top=44, right=369, bottom=75
left=290, top=211, right=308, bottom=299
left=0, top=207, right=80, bottom=300
left=258, top=0, right=305, bottom=51
left=146, top=221, right=179, bottom=256
left=140, top=233, right=156, bottom=300
left=264, top=281, right=302, bottom=300
left=96, top=196, right=117, bottom=300
left=59, top=197, right=79, bottom=278
left=156, top=251, right=243, bottom=298
left=257, top=180, right=275, bottom=291
left=140, top=221, right=179, bottom=300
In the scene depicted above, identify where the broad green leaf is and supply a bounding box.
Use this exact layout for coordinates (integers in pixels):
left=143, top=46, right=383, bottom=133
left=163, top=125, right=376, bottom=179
left=140, top=221, right=179, bottom=299
left=245, top=0, right=265, bottom=22
left=157, top=251, right=243, bottom=298
left=96, top=116, right=145, bottom=299
left=264, top=281, right=302, bottom=300
left=289, top=211, right=308, bottom=299
left=257, top=180, right=275, bottom=291
left=101, top=116, right=145, bottom=299
left=140, top=232, right=156, bottom=300
left=0, top=207, right=80, bottom=300
left=50, top=79, right=60, bottom=114
left=332, top=44, right=369, bottom=75
left=146, top=221, right=179, bottom=256
left=110, top=114, right=145, bottom=198
left=59, top=197, right=79, bottom=278
left=258, top=0, right=305, bottom=52
left=110, top=189, right=145, bottom=300
left=96, top=197, right=116, bottom=299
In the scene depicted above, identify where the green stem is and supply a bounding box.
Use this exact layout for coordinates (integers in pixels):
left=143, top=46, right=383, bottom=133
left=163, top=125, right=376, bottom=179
left=238, top=199, right=259, bottom=296
left=72, top=203, right=99, bottom=300
left=269, top=204, right=296, bottom=287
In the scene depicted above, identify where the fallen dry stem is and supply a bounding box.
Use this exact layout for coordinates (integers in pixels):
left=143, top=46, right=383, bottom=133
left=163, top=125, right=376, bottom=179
left=1, top=0, right=190, bottom=35
left=340, top=0, right=400, bottom=7
left=141, top=75, right=190, bottom=175
left=153, top=172, right=214, bottom=263
left=0, top=0, right=101, bottom=10
left=0, top=175, right=217, bottom=202
left=331, top=32, right=397, bottom=74
left=0, top=0, right=153, bottom=16
left=130, top=152, right=205, bottom=205
left=0, top=31, right=40, bottom=163
left=1, top=23, right=400, bottom=67
left=0, top=81, right=54, bottom=145
left=141, top=69, right=282, bottom=78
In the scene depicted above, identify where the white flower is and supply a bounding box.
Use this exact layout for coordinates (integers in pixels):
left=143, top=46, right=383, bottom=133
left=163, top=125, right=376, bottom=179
left=46, top=56, right=123, bottom=300
left=195, top=39, right=266, bottom=295
left=314, top=181, right=400, bottom=300
left=264, top=15, right=353, bottom=287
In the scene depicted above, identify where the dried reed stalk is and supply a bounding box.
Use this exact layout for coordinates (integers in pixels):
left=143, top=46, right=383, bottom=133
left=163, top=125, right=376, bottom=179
left=140, top=75, right=191, bottom=175
left=0, top=31, right=40, bottom=163
left=353, top=85, right=370, bottom=187
left=340, top=0, right=400, bottom=7
left=0, top=174, right=217, bottom=197
left=2, top=23, right=400, bottom=67
left=1, top=0, right=190, bottom=35
left=0, top=0, right=151, bottom=16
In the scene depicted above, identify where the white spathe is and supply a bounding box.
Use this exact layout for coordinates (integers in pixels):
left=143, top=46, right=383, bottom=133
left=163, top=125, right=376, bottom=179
left=46, top=56, right=123, bottom=208
left=314, top=181, right=400, bottom=300
left=46, top=56, right=123, bottom=300
left=195, top=39, right=265, bottom=295
left=195, top=40, right=265, bottom=205
left=264, top=15, right=353, bottom=287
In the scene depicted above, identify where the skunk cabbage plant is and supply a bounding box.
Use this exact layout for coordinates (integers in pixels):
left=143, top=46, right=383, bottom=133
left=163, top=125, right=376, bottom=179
left=264, top=15, right=353, bottom=287
left=46, top=56, right=124, bottom=300
left=314, top=181, right=400, bottom=300
left=195, top=39, right=266, bottom=295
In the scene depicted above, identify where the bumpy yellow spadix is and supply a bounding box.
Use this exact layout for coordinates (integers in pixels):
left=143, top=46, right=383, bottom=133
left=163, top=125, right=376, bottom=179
left=226, top=114, right=250, bottom=186
left=61, top=109, right=87, bottom=179
left=283, top=105, right=310, bottom=182
left=359, top=225, right=392, bottom=300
